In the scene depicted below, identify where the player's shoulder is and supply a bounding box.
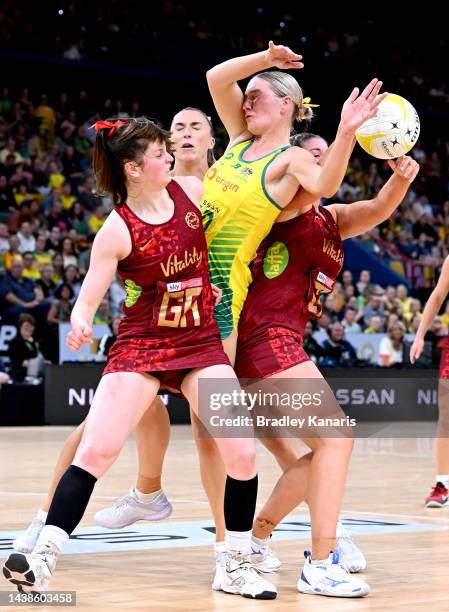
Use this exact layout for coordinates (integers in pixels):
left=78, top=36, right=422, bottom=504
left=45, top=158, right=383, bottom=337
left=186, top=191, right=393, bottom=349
left=172, top=176, right=203, bottom=208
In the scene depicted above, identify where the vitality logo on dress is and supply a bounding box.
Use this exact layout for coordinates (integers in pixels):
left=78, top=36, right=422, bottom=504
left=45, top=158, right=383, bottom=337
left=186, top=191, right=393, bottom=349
left=160, top=247, right=202, bottom=277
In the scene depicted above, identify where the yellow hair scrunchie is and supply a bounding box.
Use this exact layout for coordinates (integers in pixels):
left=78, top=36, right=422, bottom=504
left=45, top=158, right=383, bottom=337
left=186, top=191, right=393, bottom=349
left=303, top=97, right=319, bottom=108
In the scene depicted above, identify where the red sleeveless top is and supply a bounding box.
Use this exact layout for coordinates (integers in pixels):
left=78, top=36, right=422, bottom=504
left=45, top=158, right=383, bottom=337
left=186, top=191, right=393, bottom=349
left=103, top=180, right=229, bottom=380
left=238, top=205, right=343, bottom=345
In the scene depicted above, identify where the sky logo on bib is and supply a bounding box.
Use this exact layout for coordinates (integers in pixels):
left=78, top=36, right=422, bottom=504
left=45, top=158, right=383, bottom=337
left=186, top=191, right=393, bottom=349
left=263, top=241, right=289, bottom=279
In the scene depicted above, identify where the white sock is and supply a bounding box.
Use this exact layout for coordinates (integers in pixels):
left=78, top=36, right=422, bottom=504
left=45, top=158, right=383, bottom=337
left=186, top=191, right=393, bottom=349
left=311, top=553, right=332, bottom=565
left=133, top=487, right=162, bottom=503
left=251, top=534, right=269, bottom=550
left=36, top=525, right=69, bottom=552
left=436, top=475, right=449, bottom=488
left=214, top=540, right=227, bottom=554
left=36, top=509, right=48, bottom=523
left=226, top=529, right=251, bottom=555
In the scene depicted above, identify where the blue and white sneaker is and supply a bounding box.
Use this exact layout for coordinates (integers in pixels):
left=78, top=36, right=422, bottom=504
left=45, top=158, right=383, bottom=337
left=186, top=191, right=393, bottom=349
left=297, top=550, right=369, bottom=598
left=250, top=538, right=281, bottom=573
left=336, top=521, right=367, bottom=573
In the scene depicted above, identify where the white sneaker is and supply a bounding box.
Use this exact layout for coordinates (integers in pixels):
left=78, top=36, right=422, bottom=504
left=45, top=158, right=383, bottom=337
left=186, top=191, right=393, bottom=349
left=3, top=542, right=60, bottom=593
left=13, top=516, right=45, bottom=554
left=212, top=546, right=227, bottom=591
left=94, top=489, right=172, bottom=528
left=250, top=539, right=281, bottom=573
left=297, top=550, right=369, bottom=598
left=336, top=522, right=367, bottom=573
left=220, top=551, right=277, bottom=599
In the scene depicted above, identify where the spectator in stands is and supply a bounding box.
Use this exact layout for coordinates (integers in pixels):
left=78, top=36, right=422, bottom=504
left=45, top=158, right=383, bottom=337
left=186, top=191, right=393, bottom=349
left=378, top=321, right=407, bottom=367
left=396, top=284, right=412, bottom=315
left=0, top=259, right=49, bottom=325
left=404, top=298, right=422, bottom=325
left=77, top=233, right=93, bottom=276
left=301, top=320, right=324, bottom=364
left=109, top=274, right=126, bottom=316
left=61, top=264, right=81, bottom=299
left=34, top=234, right=52, bottom=268
left=93, top=297, right=111, bottom=326
left=68, top=202, right=89, bottom=237
left=60, top=182, right=76, bottom=211
left=77, top=175, right=98, bottom=211
left=3, top=235, right=22, bottom=270
left=363, top=293, right=386, bottom=327
left=47, top=283, right=73, bottom=324
left=364, top=314, right=385, bottom=334
left=87, top=204, right=106, bottom=234
left=0, top=223, right=9, bottom=254
left=21, top=251, right=40, bottom=281
left=0, top=356, right=10, bottom=385
left=16, top=221, right=36, bottom=253
left=45, top=226, right=62, bottom=253
left=8, top=313, right=44, bottom=382
left=37, top=263, right=56, bottom=298
left=0, top=175, right=15, bottom=212
left=341, top=269, right=355, bottom=291
left=52, top=252, right=64, bottom=283
left=341, top=307, right=361, bottom=333
left=97, top=314, right=123, bottom=360
left=0, top=138, right=24, bottom=164
left=61, top=237, right=77, bottom=268
left=320, top=322, right=357, bottom=367
left=356, top=269, right=374, bottom=297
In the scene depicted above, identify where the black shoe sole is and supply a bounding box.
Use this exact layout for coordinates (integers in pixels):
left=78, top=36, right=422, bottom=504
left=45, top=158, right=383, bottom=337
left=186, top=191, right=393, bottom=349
left=242, top=591, right=277, bottom=600
left=2, top=553, right=35, bottom=588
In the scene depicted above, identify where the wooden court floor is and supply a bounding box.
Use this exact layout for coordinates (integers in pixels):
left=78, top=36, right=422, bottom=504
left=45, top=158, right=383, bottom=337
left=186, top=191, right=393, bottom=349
left=1, top=425, right=449, bottom=611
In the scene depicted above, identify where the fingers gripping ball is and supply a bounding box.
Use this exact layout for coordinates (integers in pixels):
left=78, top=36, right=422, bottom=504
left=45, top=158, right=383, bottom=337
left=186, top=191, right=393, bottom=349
left=355, top=94, right=420, bottom=159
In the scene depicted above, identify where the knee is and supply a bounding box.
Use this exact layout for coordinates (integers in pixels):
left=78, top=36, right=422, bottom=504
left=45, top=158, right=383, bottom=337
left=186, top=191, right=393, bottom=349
left=224, top=447, right=256, bottom=480
left=76, top=442, right=120, bottom=475
left=315, top=436, right=354, bottom=456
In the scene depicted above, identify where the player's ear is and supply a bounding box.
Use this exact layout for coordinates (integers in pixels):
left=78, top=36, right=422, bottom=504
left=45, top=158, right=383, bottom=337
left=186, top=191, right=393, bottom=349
left=124, top=160, right=141, bottom=178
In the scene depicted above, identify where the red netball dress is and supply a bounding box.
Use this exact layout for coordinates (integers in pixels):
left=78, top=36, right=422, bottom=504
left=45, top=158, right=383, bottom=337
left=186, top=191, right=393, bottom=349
left=235, top=205, right=343, bottom=378
left=103, top=179, right=230, bottom=391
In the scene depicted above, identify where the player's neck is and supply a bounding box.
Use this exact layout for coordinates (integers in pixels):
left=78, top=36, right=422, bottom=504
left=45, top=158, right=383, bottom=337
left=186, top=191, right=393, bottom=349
left=173, top=159, right=208, bottom=181
left=127, top=184, right=172, bottom=214
left=250, top=126, right=291, bottom=154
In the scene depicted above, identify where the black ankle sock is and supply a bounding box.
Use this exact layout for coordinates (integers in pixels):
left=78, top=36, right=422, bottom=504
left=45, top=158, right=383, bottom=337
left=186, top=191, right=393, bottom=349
left=46, top=465, right=97, bottom=535
left=224, top=475, right=258, bottom=532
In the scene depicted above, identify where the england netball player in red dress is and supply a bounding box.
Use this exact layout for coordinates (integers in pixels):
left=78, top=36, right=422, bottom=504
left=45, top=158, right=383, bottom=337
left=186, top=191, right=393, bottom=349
left=235, top=136, right=419, bottom=598
left=3, top=117, right=277, bottom=600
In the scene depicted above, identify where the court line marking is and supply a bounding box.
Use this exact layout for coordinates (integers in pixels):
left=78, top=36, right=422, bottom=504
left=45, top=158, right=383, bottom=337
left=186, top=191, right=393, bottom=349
left=2, top=490, right=449, bottom=524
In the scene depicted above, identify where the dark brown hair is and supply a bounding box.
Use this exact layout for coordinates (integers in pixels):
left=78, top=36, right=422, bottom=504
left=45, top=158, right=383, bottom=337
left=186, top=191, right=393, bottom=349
left=93, top=116, right=171, bottom=207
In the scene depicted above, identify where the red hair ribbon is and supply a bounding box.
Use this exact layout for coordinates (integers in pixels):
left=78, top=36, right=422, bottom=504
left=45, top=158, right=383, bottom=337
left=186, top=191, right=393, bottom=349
left=91, top=120, right=128, bottom=136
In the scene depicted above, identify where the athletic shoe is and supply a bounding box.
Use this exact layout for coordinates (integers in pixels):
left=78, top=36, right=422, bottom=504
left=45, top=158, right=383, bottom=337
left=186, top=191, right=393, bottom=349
left=94, top=488, right=173, bottom=528
left=212, top=546, right=227, bottom=591
left=220, top=551, right=277, bottom=599
left=250, top=539, right=281, bottom=573
left=13, top=516, right=45, bottom=554
left=336, top=522, right=367, bottom=573
left=297, top=550, right=370, bottom=598
left=425, top=482, right=449, bottom=508
left=3, top=542, right=60, bottom=593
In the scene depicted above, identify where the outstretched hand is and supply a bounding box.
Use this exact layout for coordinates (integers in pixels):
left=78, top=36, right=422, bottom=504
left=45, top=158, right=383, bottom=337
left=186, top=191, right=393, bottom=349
left=265, top=40, right=304, bottom=70
left=340, top=79, right=389, bottom=134
left=387, top=155, right=419, bottom=184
